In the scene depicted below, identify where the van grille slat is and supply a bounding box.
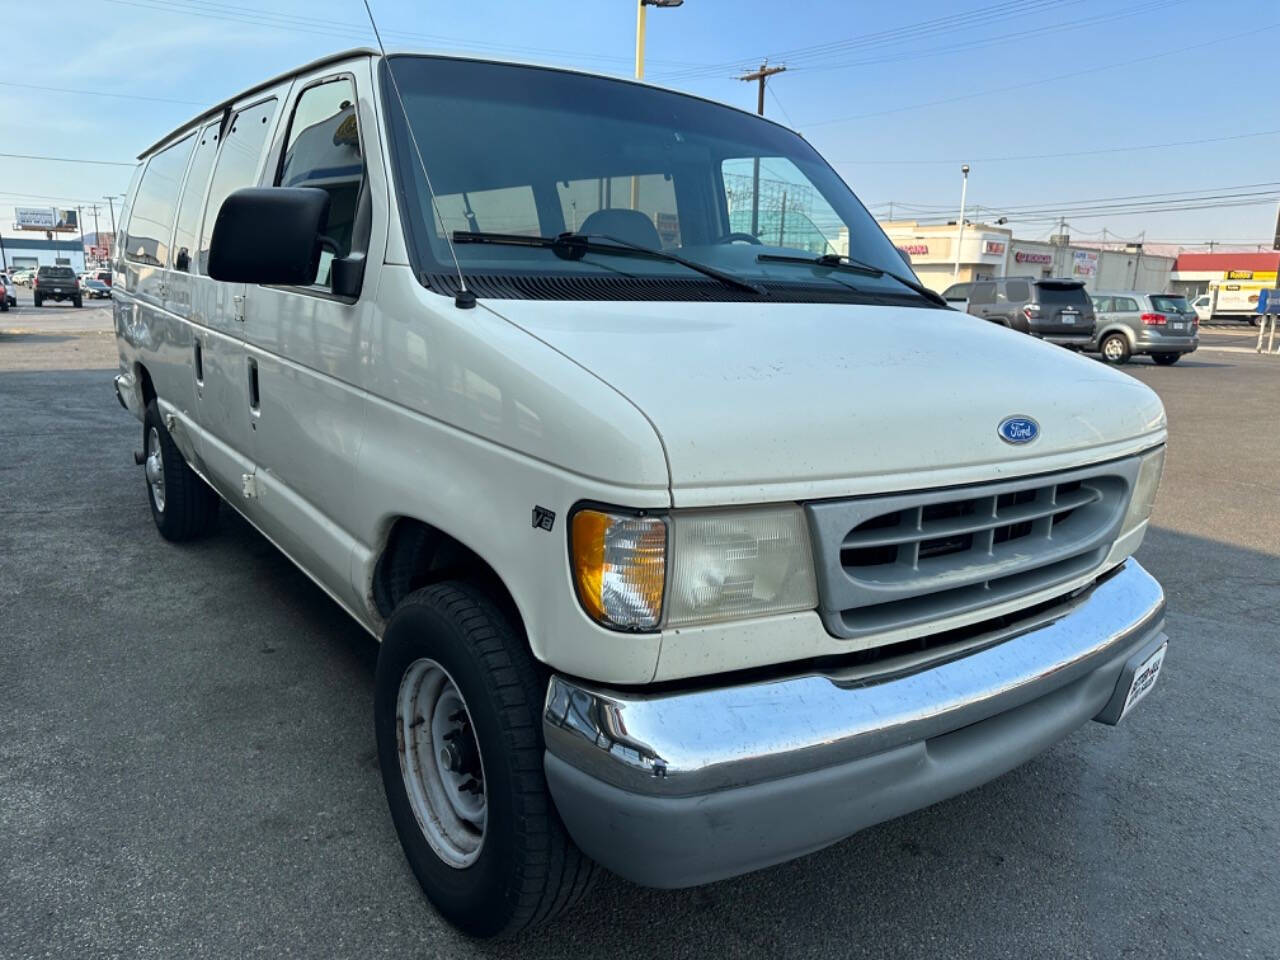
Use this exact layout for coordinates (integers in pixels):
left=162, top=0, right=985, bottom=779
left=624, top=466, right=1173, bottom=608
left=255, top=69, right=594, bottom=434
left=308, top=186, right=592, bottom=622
left=840, top=484, right=1100, bottom=552
left=806, top=457, right=1143, bottom=640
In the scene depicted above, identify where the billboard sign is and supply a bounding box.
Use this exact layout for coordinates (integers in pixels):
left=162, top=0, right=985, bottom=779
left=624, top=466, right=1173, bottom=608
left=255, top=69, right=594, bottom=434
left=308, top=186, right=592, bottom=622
left=14, top=207, right=78, bottom=232
left=15, top=207, right=55, bottom=230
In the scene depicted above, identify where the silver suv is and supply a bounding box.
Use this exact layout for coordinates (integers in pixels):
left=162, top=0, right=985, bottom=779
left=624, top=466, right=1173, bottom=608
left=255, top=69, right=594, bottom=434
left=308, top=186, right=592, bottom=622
left=1089, top=291, right=1199, bottom=365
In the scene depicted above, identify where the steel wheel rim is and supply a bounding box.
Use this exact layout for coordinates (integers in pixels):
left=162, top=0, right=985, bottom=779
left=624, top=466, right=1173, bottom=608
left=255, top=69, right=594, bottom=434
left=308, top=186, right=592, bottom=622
left=1104, top=337, right=1124, bottom=360
left=145, top=427, right=166, bottom=512
left=396, top=657, right=487, bottom=868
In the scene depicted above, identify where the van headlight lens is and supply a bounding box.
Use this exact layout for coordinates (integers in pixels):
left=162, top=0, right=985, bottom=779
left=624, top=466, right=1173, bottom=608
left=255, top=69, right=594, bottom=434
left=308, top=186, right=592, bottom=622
left=571, top=510, right=667, bottom=630
left=1120, top=446, right=1165, bottom=537
left=570, top=504, right=818, bottom=631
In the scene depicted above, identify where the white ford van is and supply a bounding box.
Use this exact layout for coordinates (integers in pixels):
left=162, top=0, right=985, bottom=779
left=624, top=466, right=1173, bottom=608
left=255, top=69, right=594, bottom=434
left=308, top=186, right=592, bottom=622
left=112, top=49, right=1169, bottom=937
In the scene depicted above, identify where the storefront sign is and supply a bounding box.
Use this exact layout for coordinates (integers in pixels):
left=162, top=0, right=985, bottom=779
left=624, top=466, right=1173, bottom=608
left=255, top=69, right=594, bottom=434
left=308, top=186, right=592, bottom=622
left=984, top=240, right=1006, bottom=255
left=900, top=243, right=930, bottom=256
left=1015, top=250, right=1053, bottom=265
left=1072, top=249, right=1098, bottom=278
left=1225, top=270, right=1253, bottom=280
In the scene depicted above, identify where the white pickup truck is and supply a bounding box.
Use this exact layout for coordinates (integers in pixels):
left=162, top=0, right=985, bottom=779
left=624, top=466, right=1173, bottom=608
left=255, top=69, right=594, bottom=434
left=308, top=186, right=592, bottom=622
left=112, top=49, right=1169, bottom=937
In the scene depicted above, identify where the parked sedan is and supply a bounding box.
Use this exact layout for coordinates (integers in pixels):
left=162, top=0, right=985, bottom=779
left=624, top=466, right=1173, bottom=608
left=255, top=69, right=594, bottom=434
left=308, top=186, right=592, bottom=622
left=1089, top=291, right=1199, bottom=365
left=81, top=278, right=112, bottom=299
left=10, top=268, right=34, bottom=286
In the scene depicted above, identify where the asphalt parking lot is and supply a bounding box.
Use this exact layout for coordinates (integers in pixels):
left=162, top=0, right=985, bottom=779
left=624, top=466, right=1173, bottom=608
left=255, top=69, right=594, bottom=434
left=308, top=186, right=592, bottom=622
left=1, top=318, right=1277, bottom=959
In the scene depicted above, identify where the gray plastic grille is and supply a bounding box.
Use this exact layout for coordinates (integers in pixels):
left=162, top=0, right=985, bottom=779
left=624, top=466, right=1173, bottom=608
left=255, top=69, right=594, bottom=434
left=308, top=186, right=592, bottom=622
left=805, top=457, right=1141, bottom=639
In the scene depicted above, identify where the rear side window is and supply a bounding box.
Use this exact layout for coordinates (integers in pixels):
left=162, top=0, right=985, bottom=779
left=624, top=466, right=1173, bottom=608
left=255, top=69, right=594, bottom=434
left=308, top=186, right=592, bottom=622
left=1004, top=280, right=1031, bottom=302
left=125, top=133, right=195, bottom=266
left=199, top=98, right=278, bottom=272
left=1116, top=296, right=1139, bottom=312
left=1151, top=295, right=1190, bottom=314
left=969, top=282, right=996, bottom=305
left=277, top=78, right=365, bottom=285
left=171, top=123, right=220, bottom=273
left=1093, top=296, right=1112, bottom=312
left=941, top=282, right=970, bottom=300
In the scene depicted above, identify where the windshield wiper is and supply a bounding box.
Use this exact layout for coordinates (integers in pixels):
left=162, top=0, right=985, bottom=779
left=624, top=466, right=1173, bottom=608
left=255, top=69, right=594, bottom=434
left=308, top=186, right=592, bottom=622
left=756, top=252, right=948, bottom=307
left=453, top=230, right=767, bottom=295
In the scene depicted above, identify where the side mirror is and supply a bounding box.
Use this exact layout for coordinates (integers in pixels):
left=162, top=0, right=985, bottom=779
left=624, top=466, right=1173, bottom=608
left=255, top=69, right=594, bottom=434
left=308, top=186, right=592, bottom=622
left=208, top=187, right=330, bottom=285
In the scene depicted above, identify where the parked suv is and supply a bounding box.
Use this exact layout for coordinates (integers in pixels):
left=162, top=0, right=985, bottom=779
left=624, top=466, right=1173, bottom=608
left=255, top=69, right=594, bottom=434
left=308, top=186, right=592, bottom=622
left=112, top=50, right=1169, bottom=938
left=32, top=265, right=83, bottom=307
left=1090, top=291, right=1199, bottom=365
left=946, top=276, right=1096, bottom=347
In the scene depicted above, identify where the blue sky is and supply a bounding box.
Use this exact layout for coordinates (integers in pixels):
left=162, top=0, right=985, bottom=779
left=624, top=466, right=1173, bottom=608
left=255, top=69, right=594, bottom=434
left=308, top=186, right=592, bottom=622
left=4, top=0, right=1278, bottom=248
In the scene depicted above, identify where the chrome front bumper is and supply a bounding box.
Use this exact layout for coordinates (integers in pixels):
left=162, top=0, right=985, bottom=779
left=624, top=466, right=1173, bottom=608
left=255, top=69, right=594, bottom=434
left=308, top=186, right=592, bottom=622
left=543, top=560, right=1166, bottom=888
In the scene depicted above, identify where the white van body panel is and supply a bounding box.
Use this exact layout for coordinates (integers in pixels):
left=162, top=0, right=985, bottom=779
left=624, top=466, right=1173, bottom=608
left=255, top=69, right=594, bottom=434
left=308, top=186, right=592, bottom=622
left=485, top=298, right=1167, bottom=507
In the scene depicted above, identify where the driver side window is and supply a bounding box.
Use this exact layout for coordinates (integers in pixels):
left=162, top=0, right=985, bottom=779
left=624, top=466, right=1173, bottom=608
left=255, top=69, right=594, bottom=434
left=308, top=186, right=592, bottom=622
left=277, top=77, right=366, bottom=288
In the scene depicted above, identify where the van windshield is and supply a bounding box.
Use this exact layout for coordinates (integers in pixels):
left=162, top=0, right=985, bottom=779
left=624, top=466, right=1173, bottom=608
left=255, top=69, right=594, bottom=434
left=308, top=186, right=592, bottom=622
left=381, top=56, right=921, bottom=303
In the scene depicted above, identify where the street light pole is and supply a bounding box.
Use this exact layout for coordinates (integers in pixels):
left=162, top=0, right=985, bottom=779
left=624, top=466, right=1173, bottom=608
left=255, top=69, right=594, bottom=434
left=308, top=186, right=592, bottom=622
left=632, top=0, right=682, bottom=210
left=953, top=164, right=970, bottom=279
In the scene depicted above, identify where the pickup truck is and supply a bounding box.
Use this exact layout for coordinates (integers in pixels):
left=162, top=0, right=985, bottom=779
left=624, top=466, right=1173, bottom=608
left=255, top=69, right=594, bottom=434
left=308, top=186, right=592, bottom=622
left=32, top=265, right=83, bottom=307
left=112, top=49, right=1170, bottom=938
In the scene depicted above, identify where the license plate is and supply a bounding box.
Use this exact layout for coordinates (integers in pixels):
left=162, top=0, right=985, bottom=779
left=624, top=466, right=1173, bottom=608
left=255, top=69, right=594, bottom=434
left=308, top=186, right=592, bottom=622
left=1170, top=322, right=1184, bottom=331
left=1120, top=643, right=1166, bottom=721
left=53, top=287, right=63, bottom=292
left=1062, top=315, right=1076, bottom=324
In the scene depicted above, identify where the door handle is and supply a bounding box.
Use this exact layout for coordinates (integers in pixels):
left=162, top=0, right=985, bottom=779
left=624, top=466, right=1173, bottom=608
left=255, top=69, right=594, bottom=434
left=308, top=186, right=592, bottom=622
left=247, top=357, right=260, bottom=413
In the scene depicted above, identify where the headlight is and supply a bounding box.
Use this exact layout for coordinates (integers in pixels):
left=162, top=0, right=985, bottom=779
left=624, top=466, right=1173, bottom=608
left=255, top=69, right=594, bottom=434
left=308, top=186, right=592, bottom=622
left=1120, top=446, right=1165, bottom=537
left=570, top=505, right=819, bottom=631
left=571, top=509, right=667, bottom=630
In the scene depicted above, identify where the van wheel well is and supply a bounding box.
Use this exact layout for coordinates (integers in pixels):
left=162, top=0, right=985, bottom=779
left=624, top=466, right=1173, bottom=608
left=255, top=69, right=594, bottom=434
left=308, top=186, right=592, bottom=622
left=136, top=364, right=156, bottom=407
left=372, top=519, right=522, bottom=630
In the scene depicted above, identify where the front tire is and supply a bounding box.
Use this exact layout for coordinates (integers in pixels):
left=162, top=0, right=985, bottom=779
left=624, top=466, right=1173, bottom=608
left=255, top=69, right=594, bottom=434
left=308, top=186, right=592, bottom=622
left=142, top=399, right=219, bottom=541
left=1152, top=352, right=1181, bottom=366
left=375, top=582, right=597, bottom=938
left=33, top=293, right=42, bottom=307
left=73, top=295, right=83, bottom=308
left=1100, top=332, right=1130, bottom=364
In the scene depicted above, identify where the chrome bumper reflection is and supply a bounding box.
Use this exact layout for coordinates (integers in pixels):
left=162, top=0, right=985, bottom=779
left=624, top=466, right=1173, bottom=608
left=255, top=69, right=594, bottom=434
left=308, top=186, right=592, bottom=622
left=543, top=560, right=1165, bottom=797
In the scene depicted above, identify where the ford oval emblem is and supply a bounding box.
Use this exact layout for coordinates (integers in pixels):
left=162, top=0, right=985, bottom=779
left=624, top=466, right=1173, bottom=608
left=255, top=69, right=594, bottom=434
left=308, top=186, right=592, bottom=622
left=998, top=416, right=1039, bottom=445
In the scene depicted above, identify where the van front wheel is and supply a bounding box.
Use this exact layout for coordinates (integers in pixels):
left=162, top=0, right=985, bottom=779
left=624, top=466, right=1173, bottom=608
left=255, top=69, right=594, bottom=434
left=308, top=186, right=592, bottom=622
left=1100, top=333, right=1130, bottom=364
left=374, top=582, right=597, bottom=938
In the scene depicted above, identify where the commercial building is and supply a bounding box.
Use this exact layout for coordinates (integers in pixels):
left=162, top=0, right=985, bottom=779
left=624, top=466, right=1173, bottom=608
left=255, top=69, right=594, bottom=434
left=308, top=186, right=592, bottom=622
left=1169, top=251, right=1279, bottom=300
left=0, top=233, right=87, bottom=273
left=880, top=220, right=1174, bottom=294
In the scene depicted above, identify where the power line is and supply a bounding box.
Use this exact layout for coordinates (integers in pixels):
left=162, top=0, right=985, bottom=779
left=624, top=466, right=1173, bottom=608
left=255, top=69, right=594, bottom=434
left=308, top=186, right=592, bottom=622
left=833, top=128, right=1280, bottom=166
left=0, top=152, right=136, bottom=167
left=801, top=22, right=1280, bottom=127
left=101, top=0, right=697, bottom=69
left=655, top=0, right=1077, bottom=80
left=0, top=79, right=204, bottom=106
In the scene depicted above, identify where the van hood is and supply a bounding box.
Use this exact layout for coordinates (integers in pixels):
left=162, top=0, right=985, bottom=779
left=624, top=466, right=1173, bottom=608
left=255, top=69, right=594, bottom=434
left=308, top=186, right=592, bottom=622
left=486, top=299, right=1167, bottom=505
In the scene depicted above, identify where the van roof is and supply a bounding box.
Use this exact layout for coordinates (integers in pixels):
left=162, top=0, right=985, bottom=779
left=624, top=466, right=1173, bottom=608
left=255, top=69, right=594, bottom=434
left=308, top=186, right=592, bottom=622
left=139, top=47, right=802, bottom=160
left=139, top=46, right=379, bottom=158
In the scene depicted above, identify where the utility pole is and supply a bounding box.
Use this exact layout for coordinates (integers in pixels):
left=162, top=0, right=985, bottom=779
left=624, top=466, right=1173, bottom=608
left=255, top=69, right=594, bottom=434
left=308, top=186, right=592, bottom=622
left=104, top=195, right=118, bottom=259
left=90, top=204, right=101, bottom=260
left=738, top=61, right=786, bottom=237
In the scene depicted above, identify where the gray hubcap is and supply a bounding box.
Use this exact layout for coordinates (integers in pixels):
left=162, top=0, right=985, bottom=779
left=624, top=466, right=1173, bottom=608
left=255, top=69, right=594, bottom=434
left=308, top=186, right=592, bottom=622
left=1104, top=337, right=1124, bottom=360
left=145, top=427, right=165, bottom=512
left=396, top=658, right=487, bottom=868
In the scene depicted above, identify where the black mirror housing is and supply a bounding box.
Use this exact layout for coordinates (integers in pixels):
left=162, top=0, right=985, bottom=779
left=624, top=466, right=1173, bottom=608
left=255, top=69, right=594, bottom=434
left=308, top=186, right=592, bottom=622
left=208, top=187, right=330, bottom=285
